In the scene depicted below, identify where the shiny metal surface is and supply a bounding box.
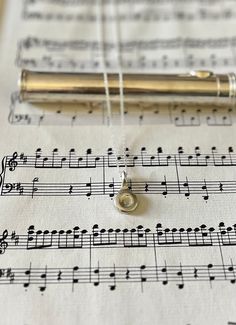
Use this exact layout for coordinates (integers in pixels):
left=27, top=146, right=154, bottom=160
left=114, top=172, right=138, bottom=213
left=19, top=70, right=236, bottom=107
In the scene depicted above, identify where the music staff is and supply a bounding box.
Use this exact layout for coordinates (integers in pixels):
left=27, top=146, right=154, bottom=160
left=1, top=178, right=236, bottom=199
left=9, top=105, right=234, bottom=127
left=0, top=222, right=235, bottom=255
left=10, top=88, right=233, bottom=127
left=4, top=147, right=236, bottom=171
left=18, top=36, right=236, bottom=53
left=22, top=0, right=235, bottom=23
left=0, top=261, right=236, bottom=292
left=16, top=36, right=236, bottom=73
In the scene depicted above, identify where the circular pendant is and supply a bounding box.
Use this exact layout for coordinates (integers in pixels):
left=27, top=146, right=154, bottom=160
left=114, top=188, right=138, bottom=213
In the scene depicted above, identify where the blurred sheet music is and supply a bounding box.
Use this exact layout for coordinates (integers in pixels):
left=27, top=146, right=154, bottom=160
left=1, top=0, right=236, bottom=324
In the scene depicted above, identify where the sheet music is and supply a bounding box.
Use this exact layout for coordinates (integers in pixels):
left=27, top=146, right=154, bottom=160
left=1, top=0, right=236, bottom=324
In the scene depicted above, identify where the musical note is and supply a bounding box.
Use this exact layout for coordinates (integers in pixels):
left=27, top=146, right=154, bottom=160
left=86, top=179, right=92, bottom=197
left=202, top=180, right=209, bottom=201
left=23, top=264, right=32, bottom=289
left=228, top=259, right=236, bottom=284
left=2, top=222, right=236, bottom=254
left=92, top=225, right=117, bottom=246
left=93, top=264, right=100, bottom=287
left=161, top=177, right=168, bottom=197
left=0, top=263, right=230, bottom=292
left=176, top=264, right=184, bottom=289
left=161, top=263, right=168, bottom=286
left=39, top=266, right=48, bottom=292
left=207, top=264, right=215, bottom=285
left=31, top=177, right=39, bottom=198
left=183, top=178, right=190, bottom=198
left=0, top=261, right=232, bottom=292
left=108, top=180, right=115, bottom=197
left=5, top=147, right=236, bottom=170
left=72, top=266, right=79, bottom=291
left=140, top=265, right=147, bottom=292
left=109, top=265, right=116, bottom=291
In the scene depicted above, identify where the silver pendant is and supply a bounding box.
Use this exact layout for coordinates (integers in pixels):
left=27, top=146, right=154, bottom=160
left=114, top=171, right=138, bottom=213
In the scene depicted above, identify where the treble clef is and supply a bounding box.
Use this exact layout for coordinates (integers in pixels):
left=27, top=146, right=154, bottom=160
left=8, top=152, right=18, bottom=172
left=0, top=230, right=8, bottom=255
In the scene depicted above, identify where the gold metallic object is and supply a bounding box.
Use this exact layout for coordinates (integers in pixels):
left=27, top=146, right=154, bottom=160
left=114, top=172, right=138, bottom=213
left=19, top=70, right=236, bottom=107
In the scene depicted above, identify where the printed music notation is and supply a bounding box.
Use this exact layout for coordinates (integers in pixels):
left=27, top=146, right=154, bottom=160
left=3, top=146, right=236, bottom=169
left=10, top=92, right=233, bottom=127
left=1, top=179, right=235, bottom=198
left=1, top=221, right=235, bottom=292
left=22, top=0, right=235, bottom=23
left=1, top=261, right=236, bottom=292
left=16, top=36, right=236, bottom=72
left=0, top=222, right=235, bottom=255
left=0, top=147, right=235, bottom=200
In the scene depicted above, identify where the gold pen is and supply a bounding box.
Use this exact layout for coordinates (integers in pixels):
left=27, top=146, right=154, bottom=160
left=19, top=70, right=236, bottom=107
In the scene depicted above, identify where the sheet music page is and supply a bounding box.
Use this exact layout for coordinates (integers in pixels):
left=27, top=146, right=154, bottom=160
left=1, top=1, right=236, bottom=324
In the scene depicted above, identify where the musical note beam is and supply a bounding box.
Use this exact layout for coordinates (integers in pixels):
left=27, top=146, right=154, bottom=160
left=5, top=148, right=236, bottom=171
left=0, top=223, right=235, bottom=255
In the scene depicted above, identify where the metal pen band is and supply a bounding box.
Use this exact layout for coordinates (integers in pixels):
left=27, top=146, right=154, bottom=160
left=19, top=70, right=236, bottom=107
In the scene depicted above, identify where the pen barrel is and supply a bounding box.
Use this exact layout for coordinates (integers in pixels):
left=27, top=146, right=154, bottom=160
left=19, top=70, right=236, bottom=107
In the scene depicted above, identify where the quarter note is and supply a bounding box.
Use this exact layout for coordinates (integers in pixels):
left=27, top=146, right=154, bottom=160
left=140, top=264, right=147, bottom=290
left=109, top=265, right=116, bottom=291
left=161, top=176, right=168, bottom=196
left=228, top=259, right=236, bottom=284
left=176, top=264, right=184, bottom=289
left=183, top=178, right=190, bottom=198
left=202, top=180, right=209, bottom=201
left=72, top=266, right=79, bottom=291
left=93, top=264, right=100, bottom=287
left=161, top=262, right=168, bottom=285
left=39, top=266, right=48, bottom=292
left=23, top=263, right=32, bottom=289
left=108, top=179, right=115, bottom=197
left=86, top=179, right=92, bottom=197
left=207, top=264, right=215, bottom=286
